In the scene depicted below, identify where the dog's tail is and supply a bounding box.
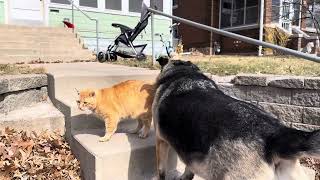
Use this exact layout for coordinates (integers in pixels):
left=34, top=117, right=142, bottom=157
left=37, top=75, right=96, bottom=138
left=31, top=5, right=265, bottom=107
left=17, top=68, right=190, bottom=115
left=268, top=128, right=320, bottom=159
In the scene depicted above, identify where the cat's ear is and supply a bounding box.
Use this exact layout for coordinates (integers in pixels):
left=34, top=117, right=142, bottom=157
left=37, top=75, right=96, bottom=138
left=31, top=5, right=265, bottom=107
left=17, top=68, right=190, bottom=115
left=89, top=91, right=95, bottom=97
left=75, top=88, right=80, bottom=95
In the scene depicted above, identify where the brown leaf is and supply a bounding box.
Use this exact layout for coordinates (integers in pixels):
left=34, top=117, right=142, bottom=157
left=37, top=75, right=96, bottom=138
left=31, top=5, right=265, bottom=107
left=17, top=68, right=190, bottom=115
left=4, top=127, right=14, bottom=135
left=44, top=146, right=51, bottom=153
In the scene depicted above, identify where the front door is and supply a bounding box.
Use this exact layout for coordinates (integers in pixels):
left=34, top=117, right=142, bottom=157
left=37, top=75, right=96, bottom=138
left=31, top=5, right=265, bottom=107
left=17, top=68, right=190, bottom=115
left=9, top=0, right=44, bottom=26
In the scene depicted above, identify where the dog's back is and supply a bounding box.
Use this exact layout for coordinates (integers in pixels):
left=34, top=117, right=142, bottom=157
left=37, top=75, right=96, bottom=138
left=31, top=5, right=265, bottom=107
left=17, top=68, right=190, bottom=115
left=153, top=59, right=320, bottom=180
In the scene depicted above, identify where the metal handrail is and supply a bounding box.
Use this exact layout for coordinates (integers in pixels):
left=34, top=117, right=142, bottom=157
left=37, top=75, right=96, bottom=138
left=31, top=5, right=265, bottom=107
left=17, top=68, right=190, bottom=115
left=67, top=0, right=99, bottom=56
left=148, top=7, right=320, bottom=64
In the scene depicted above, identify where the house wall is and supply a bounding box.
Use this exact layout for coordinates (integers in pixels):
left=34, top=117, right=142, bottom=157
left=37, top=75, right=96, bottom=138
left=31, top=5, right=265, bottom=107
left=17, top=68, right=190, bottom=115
left=220, top=29, right=260, bottom=54
left=0, top=0, right=4, bottom=24
left=264, top=0, right=272, bottom=24
left=173, top=0, right=220, bottom=54
left=48, top=0, right=172, bottom=55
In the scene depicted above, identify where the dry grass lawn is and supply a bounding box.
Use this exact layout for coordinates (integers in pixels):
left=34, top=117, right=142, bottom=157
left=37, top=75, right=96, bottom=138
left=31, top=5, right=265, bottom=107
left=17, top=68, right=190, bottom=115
left=111, top=55, right=320, bottom=76
left=0, top=64, right=46, bottom=75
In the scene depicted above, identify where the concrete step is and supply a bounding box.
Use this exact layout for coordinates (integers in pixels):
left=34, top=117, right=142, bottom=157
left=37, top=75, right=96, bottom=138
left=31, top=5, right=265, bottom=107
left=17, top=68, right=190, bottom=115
left=0, top=25, right=91, bottom=64
left=0, top=102, right=65, bottom=134
left=0, top=43, right=83, bottom=49
left=0, top=35, right=78, bottom=42
left=72, top=125, right=205, bottom=180
left=0, top=55, right=95, bottom=64
left=0, top=25, right=73, bottom=33
left=0, top=32, right=76, bottom=38
left=0, top=48, right=92, bottom=55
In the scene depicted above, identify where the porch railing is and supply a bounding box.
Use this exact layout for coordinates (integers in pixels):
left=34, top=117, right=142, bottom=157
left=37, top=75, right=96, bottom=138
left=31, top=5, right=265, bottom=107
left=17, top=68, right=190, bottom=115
left=67, top=0, right=99, bottom=56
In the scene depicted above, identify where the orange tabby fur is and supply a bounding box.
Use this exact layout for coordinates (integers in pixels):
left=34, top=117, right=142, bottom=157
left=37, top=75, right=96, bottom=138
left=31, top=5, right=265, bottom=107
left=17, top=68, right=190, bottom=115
left=77, top=80, right=155, bottom=142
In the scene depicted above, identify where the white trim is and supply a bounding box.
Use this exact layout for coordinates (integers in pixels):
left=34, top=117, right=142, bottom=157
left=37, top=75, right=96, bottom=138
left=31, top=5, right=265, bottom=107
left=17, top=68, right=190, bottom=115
left=49, top=0, right=169, bottom=20
left=3, top=0, right=8, bottom=24
left=122, top=0, right=129, bottom=13
left=98, top=0, right=105, bottom=12
left=43, top=0, right=50, bottom=26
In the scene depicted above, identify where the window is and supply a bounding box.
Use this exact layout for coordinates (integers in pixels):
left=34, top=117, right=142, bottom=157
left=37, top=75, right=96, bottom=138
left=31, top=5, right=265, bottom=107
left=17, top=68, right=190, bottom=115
left=106, top=0, right=122, bottom=10
left=305, top=1, right=320, bottom=29
left=281, top=1, right=291, bottom=30
left=51, top=0, right=70, bottom=4
left=292, top=2, right=301, bottom=26
left=220, top=0, right=258, bottom=28
left=151, top=0, right=163, bottom=12
left=272, top=0, right=281, bottom=23
left=272, top=0, right=302, bottom=31
left=80, top=0, right=97, bottom=8
left=129, top=0, right=143, bottom=12
left=246, top=0, right=259, bottom=24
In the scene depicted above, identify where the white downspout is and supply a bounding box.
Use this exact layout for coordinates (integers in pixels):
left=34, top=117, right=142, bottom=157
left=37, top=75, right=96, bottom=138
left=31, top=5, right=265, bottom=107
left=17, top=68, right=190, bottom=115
left=258, top=0, right=265, bottom=56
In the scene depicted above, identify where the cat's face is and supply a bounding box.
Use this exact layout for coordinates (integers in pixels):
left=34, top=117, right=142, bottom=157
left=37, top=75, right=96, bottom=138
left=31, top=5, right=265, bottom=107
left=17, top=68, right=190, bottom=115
left=76, top=89, right=97, bottom=111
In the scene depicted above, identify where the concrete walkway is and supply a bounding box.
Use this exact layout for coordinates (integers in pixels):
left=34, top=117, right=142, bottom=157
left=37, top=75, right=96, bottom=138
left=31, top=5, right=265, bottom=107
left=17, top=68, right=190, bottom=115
left=31, top=62, right=159, bottom=77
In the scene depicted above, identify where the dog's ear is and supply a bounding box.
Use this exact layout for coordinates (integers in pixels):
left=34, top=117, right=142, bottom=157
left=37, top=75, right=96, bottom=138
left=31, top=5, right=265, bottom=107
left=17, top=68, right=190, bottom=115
left=156, top=56, right=169, bottom=67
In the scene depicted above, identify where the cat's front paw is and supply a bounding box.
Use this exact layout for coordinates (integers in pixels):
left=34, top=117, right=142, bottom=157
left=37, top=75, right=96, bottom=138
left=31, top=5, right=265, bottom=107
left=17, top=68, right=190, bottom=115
left=99, top=134, right=113, bottom=142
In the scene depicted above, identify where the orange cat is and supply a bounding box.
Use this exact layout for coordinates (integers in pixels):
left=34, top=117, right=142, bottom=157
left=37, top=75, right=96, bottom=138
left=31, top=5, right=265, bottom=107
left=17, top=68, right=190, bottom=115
left=77, top=80, right=155, bottom=142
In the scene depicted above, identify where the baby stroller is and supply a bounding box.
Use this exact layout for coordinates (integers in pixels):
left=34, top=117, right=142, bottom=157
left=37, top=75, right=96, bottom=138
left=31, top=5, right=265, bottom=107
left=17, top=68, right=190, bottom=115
left=98, top=9, right=151, bottom=62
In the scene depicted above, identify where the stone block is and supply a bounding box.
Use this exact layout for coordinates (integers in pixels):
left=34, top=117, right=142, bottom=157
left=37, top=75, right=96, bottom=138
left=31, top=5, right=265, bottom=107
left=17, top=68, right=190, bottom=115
left=268, top=76, right=304, bottom=89
left=217, top=83, right=247, bottom=100
left=246, top=86, right=291, bottom=104
left=232, top=74, right=269, bottom=86
left=291, top=90, right=320, bottom=107
left=303, top=107, right=320, bottom=126
left=259, top=102, right=303, bottom=123
left=304, top=77, right=320, bottom=90
left=7, top=74, right=47, bottom=92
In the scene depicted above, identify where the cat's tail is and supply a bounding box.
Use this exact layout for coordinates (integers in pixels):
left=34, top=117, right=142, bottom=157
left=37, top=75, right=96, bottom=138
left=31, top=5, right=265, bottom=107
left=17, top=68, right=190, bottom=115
left=268, top=128, right=320, bottom=159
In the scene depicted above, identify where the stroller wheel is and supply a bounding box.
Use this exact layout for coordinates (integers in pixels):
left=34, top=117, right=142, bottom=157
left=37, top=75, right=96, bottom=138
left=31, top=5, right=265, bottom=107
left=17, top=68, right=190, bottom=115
left=97, top=52, right=106, bottom=63
left=109, top=52, right=118, bottom=62
left=136, top=54, right=146, bottom=61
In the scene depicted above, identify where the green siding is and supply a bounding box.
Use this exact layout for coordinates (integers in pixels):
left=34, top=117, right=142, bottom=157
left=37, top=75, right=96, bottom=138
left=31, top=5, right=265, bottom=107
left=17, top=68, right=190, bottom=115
left=0, top=1, right=4, bottom=24
left=49, top=8, right=171, bottom=49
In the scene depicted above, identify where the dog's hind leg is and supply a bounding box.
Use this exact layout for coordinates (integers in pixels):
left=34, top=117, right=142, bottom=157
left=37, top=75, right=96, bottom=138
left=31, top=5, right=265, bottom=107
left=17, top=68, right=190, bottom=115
left=156, top=137, right=170, bottom=180
left=176, top=167, right=194, bottom=180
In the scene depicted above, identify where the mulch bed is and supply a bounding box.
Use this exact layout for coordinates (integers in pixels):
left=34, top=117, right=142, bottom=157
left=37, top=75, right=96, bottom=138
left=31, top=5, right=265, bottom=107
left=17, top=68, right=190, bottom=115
left=1, top=127, right=319, bottom=180
left=0, top=128, right=80, bottom=179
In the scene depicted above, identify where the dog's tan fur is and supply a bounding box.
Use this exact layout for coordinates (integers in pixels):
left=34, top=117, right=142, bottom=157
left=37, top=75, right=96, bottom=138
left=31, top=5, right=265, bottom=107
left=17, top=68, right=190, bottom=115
left=77, top=80, right=155, bottom=142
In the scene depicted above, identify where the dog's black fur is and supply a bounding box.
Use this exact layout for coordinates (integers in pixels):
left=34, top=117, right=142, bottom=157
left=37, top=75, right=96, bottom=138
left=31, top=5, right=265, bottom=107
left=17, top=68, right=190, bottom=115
left=153, top=59, right=320, bottom=180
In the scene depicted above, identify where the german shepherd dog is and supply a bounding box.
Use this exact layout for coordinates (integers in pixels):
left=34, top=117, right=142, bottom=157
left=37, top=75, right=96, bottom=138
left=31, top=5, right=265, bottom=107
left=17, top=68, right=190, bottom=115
left=152, top=58, right=320, bottom=180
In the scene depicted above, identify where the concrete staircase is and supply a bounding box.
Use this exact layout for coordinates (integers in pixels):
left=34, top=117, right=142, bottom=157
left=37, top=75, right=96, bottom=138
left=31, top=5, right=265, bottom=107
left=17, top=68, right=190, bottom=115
left=0, top=25, right=95, bottom=64
left=38, top=62, right=203, bottom=180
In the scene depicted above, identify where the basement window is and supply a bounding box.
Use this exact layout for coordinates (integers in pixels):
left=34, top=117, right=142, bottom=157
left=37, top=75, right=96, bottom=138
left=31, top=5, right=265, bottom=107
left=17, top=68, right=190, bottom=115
left=106, top=0, right=122, bottom=10
left=129, top=0, right=143, bottom=13
left=51, top=0, right=70, bottom=4
left=150, top=0, right=163, bottom=12
left=80, top=0, right=98, bottom=8
left=220, top=0, right=259, bottom=28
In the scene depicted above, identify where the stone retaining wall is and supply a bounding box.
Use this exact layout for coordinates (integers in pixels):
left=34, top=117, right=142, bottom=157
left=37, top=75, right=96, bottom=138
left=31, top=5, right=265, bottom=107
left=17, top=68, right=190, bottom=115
left=214, top=74, right=320, bottom=131
left=0, top=74, right=48, bottom=114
